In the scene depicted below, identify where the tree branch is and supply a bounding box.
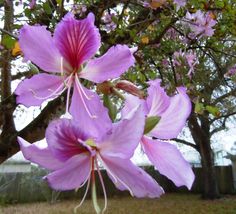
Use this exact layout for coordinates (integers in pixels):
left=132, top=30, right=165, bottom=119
left=173, top=138, right=198, bottom=150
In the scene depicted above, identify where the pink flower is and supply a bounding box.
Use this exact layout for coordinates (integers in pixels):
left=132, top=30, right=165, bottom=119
left=72, top=4, right=87, bottom=16
left=225, top=65, right=236, bottom=77
left=29, top=0, right=36, bottom=9
left=102, top=12, right=117, bottom=32
left=173, top=50, right=198, bottom=77
left=15, top=13, right=135, bottom=136
left=185, top=51, right=198, bottom=76
left=185, top=10, right=217, bottom=37
left=18, top=106, right=163, bottom=212
left=122, top=79, right=195, bottom=190
left=174, top=0, right=186, bottom=11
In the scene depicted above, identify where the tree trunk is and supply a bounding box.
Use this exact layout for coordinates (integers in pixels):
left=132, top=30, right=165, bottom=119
left=188, top=113, right=220, bottom=199
left=198, top=136, right=220, bottom=199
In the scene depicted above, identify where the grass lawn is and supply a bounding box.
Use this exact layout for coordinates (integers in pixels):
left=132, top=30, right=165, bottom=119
left=0, top=193, right=236, bottom=214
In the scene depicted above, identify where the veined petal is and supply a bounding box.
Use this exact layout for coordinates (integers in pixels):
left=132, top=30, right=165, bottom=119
left=101, top=156, right=164, bottom=198
left=99, top=105, right=145, bottom=159
left=80, top=45, right=135, bottom=83
left=69, top=82, right=112, bottom=139
left=146, top=79, right=170, bottom=117
left=15, top=73, right=64, bottom=107
left=121, top=94, right=148, bottom=119
left=149, top=87, right=191, bottom=139
left=54, top=12, right=100, bottom=69
left=46, top=154, right=91, bottom=190
left=19, top=25, right=64, bottom=73
left=142, top=137, right=194, bottom=189
left=18, top=137, right=64, bottom=171
left=46, top=119, right=90, bottom=162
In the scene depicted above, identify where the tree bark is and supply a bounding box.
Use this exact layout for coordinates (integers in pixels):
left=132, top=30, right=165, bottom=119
left=188, top=113, right=220, bottom=199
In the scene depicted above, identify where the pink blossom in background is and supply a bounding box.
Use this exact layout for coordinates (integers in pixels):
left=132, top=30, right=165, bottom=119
left=185, top=51, right=198, bottom=77
left=29, top=0, right=36, bottom=9
left=122, top=79, right=195, bottom=190
left=173, top=50, right=185, bottom=66
left=102, top=12, right=117, bottom=32
left=18, top=106, right=164, bottom=213
left=174, top=0, right=186, bottom=10
left=15, top=12, right=135, bottom=137
left=72, top=4, right=87, bottom=16
left=161, top=59, right=169, bottom=68
left=225, top=65, right=236, bottom=77
left=185, top=10, right=217, bottom=37
left=173, top=50, right=198, bottom=77
left=166, top=28, right=177, bottom=40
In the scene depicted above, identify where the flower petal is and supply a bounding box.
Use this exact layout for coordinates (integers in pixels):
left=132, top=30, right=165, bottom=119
left=19, top=25, right=63, bottom=73
left=146, top=79, right=170, bottom=117
left=54, top=12, right=100, bottom=69
left=46, top=154, right=91, bottom=190
left=69, top=82, right=112, bottom=139
left=80, top=45, right=135, bottom=83
left=99, top=105, right=145, bottom=159
left=149, top=87, right=191, bottom=139
left=14, top=73, right=64, bottom=107
left=142, top=137, right=194, bottom=189
left=18, top=137, right=64, bottom=171
left=101, top=156, right=164, bottom=198
left=46, top=119, right=91, bottom=162
left=121, top=94, right=148, bottom=119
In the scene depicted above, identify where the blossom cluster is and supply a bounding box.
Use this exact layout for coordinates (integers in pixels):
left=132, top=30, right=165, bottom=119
left=15, top=12, right=194, bottom=213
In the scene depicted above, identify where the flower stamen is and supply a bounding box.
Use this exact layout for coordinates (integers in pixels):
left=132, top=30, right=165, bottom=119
left=75, top=75, right=97, bottom=119
left=29, top=76, right=70, bottom=100
left=73, top=160, right=92, bottom=214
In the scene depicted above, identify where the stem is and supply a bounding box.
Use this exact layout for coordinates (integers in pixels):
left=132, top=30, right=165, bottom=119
left=111, top=88, right=125, bottom=100
left=92, top=159, right=101, bottom=214
left=95, top=158, right=107, bottom=214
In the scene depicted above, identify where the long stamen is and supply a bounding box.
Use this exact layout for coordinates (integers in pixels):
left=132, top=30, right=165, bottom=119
left=75, top=75, right=97, bottom=119
left=75, top=74, right=92, bottom=100
left=60, top=57, right=65, bottom=77
left=29, top=76, right=70, bottom=100
left=73, top=175, right=91, bottom=214
left=65, top=76, right=73, bottom=114
left=95, top=157, right=107, bottom=214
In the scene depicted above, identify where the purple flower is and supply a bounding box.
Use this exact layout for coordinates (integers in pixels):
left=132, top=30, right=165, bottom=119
left=225, top=65, right=236, bottom=77
left=174, top=0, right=186, bottom=10
left=15, top=12, right=135, bottom=136
left=122, top=79, right=195, bottom=189
left=185, top=51, right=198, bottom=77
left=173, top=50, right=198, bottom=77
left=29, top=0, right=36, bottom=9
left=185, top=10, right=217, bottom=37
left=72, top=4, right=87, bottom=16
left=18, top=106, right=164, bottom=212
left=102, top=12, right=117, bottom=32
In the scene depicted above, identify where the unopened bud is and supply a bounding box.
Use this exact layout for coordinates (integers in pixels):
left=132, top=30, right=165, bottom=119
left=97, top=81, right=113, bottom=95
left=115, top=80, right=144, bottom=99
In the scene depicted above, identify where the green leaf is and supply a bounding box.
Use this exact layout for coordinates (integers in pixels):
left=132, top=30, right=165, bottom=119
left=194, top=102, right=205, bottom=115
left=43, top=2, right=52, bottom=15
left=103, top=95, right=117, bottom=122
left=29, top=63, right=39, bottom=74
left=144, top=116, right=160, bottom=135
left=56, top=0, right=62, bottom=6
left=2, top=35, right=16, bottom=49
left=205, top=105, right=220, bottom=117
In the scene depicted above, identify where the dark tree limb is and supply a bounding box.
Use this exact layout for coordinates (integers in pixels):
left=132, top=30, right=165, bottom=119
left=173, top=138, right=198, bottom=150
